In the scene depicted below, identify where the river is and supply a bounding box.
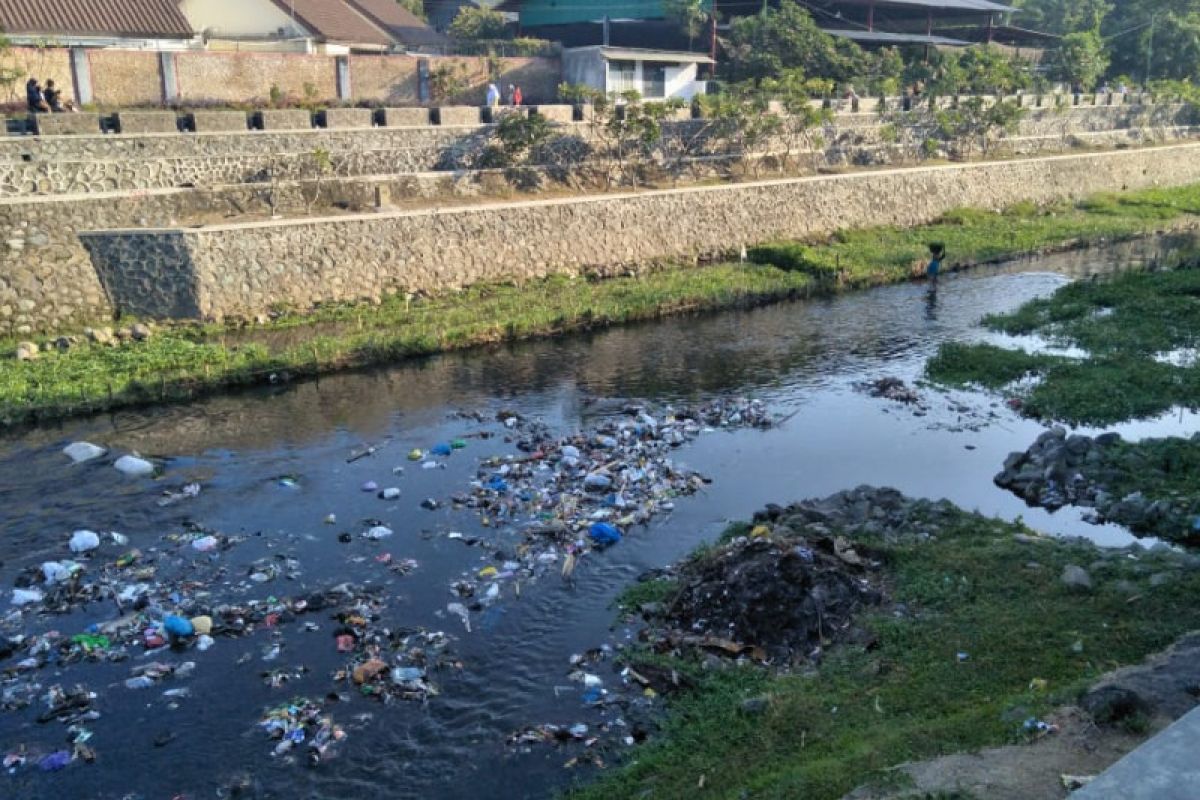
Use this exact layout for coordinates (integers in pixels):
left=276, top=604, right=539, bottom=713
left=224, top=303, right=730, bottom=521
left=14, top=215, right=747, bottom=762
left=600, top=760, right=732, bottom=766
left=1, top=234, right=1197, bottom=800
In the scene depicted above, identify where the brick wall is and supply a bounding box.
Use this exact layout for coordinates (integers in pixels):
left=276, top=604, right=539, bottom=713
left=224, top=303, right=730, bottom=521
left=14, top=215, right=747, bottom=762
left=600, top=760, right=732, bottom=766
left=349, top=55, right=420, bottom=105
left=174, top=52, right=340, bottom=105
left=4, top=47, right=75, bottom=105
left=87, top=50, right=162, bottom=107
left=0, top=48, right=562, bottom=109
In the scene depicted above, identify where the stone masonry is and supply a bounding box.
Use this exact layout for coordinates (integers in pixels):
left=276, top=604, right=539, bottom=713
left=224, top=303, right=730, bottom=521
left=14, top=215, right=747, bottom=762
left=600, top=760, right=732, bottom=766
left=79, top=143, right=1200, bottom=322
left=0, top=103, right=1195, bottom=332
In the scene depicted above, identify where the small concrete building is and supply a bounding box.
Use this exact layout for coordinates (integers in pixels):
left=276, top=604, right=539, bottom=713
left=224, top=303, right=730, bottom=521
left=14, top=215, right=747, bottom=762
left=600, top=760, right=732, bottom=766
left=562, top=46, right=711, bottom=101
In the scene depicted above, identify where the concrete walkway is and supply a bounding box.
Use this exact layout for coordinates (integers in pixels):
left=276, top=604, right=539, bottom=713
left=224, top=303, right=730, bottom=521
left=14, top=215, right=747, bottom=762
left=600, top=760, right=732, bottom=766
left=1074, top=707, right=1200, bottom=799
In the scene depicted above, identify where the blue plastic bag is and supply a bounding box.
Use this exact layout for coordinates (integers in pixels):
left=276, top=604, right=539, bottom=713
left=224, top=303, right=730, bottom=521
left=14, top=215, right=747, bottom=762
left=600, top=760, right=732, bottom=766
left=163, top=615, right=194, bottom=639
left=431, top=443, right=453, bottom=456
left=588, top=522, right=621, bottom=548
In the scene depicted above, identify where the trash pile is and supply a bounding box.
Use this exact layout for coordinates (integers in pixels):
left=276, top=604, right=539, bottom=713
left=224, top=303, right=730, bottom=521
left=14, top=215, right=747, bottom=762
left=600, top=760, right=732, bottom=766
left=859, top=376, right=922, bottom=405
left=333, top=612, right=456, bottom=704
left=644, top=531, right=884, bottom=664
left=436, top=399, right=776, bottom=621
left=505, top=646, right=660, bottom=767
left=258, top=698, right=346, bottom=765
left=4, top=398, right=777, bottom=785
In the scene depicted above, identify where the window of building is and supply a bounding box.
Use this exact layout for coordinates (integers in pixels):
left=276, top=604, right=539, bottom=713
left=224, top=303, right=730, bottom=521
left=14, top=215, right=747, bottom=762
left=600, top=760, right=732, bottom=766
left=642, top=63, right=667, bottom=98
left=608, top=59, right=637, bottom=93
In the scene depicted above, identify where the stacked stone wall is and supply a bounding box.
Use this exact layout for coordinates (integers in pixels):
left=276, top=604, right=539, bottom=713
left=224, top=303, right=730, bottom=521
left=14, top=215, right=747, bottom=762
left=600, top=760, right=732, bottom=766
left=79, top=144, right=1200, bottom=322
left=0, top=104, right=1187, bottom=199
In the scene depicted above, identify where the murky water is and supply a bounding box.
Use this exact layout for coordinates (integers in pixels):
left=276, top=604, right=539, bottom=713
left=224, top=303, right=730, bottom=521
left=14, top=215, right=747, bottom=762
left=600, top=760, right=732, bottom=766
left=1, top=234, right=1197, bottom=800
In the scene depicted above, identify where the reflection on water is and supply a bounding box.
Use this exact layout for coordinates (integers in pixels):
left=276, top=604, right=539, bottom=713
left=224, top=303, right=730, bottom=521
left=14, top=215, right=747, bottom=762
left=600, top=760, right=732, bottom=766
left=1, top=232, right=1198, bottom=800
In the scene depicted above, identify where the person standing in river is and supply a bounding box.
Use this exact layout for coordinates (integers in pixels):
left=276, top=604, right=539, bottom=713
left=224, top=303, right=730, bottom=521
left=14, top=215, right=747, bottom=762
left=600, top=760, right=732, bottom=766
left=926, top=243, right=945, bottom=289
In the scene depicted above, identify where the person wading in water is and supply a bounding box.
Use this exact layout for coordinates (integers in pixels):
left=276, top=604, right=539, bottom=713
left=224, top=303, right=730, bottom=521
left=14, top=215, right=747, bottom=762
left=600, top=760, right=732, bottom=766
left=926, top=242, right=946, bottom=289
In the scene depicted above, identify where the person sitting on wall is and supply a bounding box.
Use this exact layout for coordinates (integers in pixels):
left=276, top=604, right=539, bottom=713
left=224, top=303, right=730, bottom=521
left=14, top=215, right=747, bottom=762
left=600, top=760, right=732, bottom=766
left=44, top=80, right=64, bottom=113
left=26, top=78, right=49, bottom=113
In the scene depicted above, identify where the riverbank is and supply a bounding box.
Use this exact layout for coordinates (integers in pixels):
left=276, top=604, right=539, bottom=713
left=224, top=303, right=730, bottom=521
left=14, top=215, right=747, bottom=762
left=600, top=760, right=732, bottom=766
left=5, top=182, right=1200, bottom=426
left=926, top=260, right=1200, bottom=424
left=570, top=488, right=1200, bottom=800
left=995, top=429, right=1200, bottom=545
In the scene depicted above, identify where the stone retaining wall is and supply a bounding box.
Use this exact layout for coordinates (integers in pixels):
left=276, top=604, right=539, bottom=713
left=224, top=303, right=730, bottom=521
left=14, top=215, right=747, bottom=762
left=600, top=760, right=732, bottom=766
left=80, top=144, right=1200, bottom=322
left=0, top=105, right=1188, bottom=199
left=0, top=125, right=1192, bottom=332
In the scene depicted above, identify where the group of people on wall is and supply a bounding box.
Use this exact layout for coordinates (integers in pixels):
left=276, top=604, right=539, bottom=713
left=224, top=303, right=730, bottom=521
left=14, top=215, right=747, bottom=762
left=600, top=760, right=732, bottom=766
left=26, top=77, right=77, bottom=113
left=485, top=82, right=523, bottom=107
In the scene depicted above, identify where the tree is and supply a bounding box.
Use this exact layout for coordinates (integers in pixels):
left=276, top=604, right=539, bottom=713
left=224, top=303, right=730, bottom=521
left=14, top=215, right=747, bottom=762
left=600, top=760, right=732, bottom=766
left=395, top=0, right=426, bottom=20
left=757, top=69, right=833, bottom=172
left=429, top=61, right=469, bottom=102
left=1103, top=0, right=1200, bottom=84
left=0, top=30, right=24, bottom=103
left=1015, top=0, right=1112, bottom=34
left=449, top=7, right=507, bottom=41
left=663, top=0, right=709, bottom=51
left=700, top=88, right=780, bottom=177
left=476, top=112, right=554, bottom=169
left=725, top=0, right=867, bottom=85
left=928, top=46, right=1032, bottom=96
left=934, top=97, right=1026, bottom=159
left=1057, top=30, right=1110, bottom=90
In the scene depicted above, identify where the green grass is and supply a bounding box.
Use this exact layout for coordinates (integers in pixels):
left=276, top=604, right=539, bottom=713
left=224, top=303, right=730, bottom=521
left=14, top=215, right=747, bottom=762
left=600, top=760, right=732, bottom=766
left=0, top=266, right=816, bottom=424
left=7, top=181, right=1200, bottom=425
left=1095, top=436, right=1200, bottom=508
left=614, top=577, right=681, bottom=613
left=568, top=507, right=1200, bottom=800
left=927, top=264, right=1200, bottom=424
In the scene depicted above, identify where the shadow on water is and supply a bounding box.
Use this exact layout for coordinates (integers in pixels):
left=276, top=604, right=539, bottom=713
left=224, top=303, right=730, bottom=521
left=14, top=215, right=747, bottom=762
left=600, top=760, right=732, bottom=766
left=1, top=231, right=1199, bottom=800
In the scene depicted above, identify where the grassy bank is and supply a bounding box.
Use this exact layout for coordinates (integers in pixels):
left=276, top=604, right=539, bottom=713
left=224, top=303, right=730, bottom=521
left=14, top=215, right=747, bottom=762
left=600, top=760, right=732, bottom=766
left=6, top=182, right=1200, bottom=425
left=571, top=501, right=1200, bottom=800
left=927, top=262, right=1200, bottom=424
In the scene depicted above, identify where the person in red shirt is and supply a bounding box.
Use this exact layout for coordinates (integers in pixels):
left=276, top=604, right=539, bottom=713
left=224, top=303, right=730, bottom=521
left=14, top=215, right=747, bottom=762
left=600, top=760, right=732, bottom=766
left=513, top=85, right=523, bottom=106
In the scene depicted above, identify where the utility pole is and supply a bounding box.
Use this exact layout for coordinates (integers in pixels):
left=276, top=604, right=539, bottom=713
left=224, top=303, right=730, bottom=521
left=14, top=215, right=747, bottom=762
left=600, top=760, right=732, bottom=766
left=709, top=0, right=718, bottom=78
left=1145, top=13, right=1157, bottom=88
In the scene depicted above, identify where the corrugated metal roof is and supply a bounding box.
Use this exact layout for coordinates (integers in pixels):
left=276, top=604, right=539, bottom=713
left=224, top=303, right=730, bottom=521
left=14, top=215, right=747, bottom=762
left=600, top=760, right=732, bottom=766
left=0, top=0, right=194, bottom=38
left=344, top=0, right=448, bottom=46
left=846, top=0, right=1017, bottom=14
left=825, top=28, right=971, bottom=46
left=269, top=0, right=392, bottom=45
left=567, top=45, right=714, bottom=64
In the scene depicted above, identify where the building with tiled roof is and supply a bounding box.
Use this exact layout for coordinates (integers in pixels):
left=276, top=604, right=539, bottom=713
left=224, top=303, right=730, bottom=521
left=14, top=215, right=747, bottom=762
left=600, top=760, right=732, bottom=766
left=0, top=0, right=195, bottom=46
left=182, top=0, right=446, bottom=52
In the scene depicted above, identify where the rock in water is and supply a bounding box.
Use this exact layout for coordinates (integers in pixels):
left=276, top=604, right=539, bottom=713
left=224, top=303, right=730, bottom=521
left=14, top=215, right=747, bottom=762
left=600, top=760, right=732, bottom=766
left=114, top=454, right=155, bottom=477
left=63, top=442, right=106, bottom=463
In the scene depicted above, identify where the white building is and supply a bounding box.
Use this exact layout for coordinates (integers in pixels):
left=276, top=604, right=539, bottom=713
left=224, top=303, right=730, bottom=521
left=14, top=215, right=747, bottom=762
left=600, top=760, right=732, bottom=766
left=562, top=46, right=711, bottom=102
